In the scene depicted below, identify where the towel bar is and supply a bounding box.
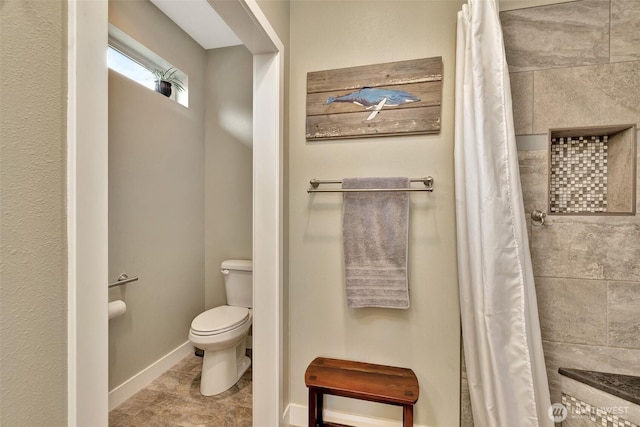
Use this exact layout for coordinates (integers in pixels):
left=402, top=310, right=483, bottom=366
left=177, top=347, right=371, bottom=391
left=108, top=274, right=139, bottom=288
left=308, top=177, right=433, bottom=193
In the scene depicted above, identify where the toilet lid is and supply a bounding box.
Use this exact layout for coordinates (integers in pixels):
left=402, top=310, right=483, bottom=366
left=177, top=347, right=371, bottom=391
left=190, top=306, right=250, bottom=335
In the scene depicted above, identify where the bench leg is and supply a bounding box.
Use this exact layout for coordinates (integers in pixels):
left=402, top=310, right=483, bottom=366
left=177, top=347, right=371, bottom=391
left=308, top=388, right=317, bottom=427
left=403, top=404, right=413, bottom=427
left=316, top=391, right=324, bottom=426
left=308, top=388, right=324, bottom=427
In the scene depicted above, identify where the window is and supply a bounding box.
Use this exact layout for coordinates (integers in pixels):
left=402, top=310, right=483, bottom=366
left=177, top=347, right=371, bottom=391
left=108, top=25, right=189, bottom=107
left=107, top=47, right=156, bottom=91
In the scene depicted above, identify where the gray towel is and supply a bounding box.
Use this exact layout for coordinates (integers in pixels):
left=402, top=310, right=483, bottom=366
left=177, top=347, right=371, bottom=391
left=342, top=177, right=410, bottom=309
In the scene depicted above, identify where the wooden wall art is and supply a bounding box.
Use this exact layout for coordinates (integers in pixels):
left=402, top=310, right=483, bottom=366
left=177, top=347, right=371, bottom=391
left=306, top=57, right=442, bottom=140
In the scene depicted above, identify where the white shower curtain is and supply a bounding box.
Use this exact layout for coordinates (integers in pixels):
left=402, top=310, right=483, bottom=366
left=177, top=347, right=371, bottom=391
left=454, top=1, right=552, bottom=426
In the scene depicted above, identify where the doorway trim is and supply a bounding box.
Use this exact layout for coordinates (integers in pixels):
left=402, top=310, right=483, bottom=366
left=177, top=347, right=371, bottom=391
left=67, top=0, right=284, bottom=425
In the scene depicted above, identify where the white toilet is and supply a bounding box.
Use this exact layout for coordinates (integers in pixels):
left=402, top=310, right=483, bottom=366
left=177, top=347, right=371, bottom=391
left=189, top=259, right=253, bottom=396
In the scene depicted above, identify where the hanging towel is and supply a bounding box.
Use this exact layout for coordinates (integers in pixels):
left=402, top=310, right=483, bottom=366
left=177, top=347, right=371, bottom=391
left=342, top=177, right=410, bottom=309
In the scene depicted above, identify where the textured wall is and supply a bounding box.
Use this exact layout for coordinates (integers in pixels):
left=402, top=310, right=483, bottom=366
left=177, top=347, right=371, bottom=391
left=289, top=1, right=463, bottom=425
left=0, top=0, right=68, bottom=425
left=108, top=0, right=206, bottom=389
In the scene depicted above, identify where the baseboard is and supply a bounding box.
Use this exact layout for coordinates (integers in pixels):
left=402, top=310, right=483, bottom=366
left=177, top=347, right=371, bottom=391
left=108, top=341, right=193, bottom=411
left=283, top=403, right=429, bottom=427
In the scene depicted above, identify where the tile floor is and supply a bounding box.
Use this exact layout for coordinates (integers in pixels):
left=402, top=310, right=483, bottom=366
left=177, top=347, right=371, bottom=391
left=109, top=353, right=252, bottom=427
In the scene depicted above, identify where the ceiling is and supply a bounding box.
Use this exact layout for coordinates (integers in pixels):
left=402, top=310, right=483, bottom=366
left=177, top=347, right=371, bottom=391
left=150, top=0, right=242, bottom=49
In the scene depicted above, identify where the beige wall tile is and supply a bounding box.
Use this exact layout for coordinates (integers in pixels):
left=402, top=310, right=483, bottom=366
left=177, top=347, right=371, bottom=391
left=536, top=277, right=607, bottom=346
left=608, top=281, right=640, bottom=349
left=611, top=0, right=640, bottom=63
left=531, top=219, right=607, bottom=280
left=533, top=61, right=640, bottom=134
left=510, top=72, right=534, bottom=135
left=510, top=0, right=640, bottom=413
left=531, top=218, right=640, bottom=281
left=606, top=128, right=636, bottom=214
left=500, top=0, right=610, bottom=73
left=460, top=344, right=474, bottom=427
left=609, top=281, right=640, bottom=305
left=608, top=305, right=640, bottom=349
left=518, top=149, right=548, bottom=214
left=637, top=137, right=640, bottom=214
left=542, top=340, right=640, bottom=403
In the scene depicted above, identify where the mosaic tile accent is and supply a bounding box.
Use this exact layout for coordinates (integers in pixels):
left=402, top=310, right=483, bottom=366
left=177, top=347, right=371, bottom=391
left=549, top=136, right=608, bottom=213
left=562, top=393, right=639, bottom=427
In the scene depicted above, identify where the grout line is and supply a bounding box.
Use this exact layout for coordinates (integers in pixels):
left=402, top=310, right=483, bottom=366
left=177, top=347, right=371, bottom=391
left=542, top=338, right=640, bottom=352
left=606, top=280, right=610, bottom=347
left=609, top=0, right=612, bottom=64
left=531, top=70, right=536, bottom=134
left=535, top=275, right=640, bottom=285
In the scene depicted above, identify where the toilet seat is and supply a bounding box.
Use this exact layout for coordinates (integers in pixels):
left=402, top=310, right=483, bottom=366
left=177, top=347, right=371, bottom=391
left=190, top=305, right=250, bottom=336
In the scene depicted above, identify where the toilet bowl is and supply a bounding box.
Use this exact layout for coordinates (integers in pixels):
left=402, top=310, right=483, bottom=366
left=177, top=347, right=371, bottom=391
left=189, top=306, right=252, bottom=396
left=189, top=260, right=253, bottom=396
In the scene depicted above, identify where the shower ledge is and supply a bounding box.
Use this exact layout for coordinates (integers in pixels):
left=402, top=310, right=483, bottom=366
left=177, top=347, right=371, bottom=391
left=559, top=367, right=640, bottom=406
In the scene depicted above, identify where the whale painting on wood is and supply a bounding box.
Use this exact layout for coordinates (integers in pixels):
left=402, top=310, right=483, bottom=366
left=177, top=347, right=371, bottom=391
left=324, top=88, right=421, bottom=121
left=306, top=57, right=442, bottom=140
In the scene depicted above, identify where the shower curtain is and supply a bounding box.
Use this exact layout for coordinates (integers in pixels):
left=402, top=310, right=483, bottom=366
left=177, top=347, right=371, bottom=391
left=454, top=1, right=552, bottom=426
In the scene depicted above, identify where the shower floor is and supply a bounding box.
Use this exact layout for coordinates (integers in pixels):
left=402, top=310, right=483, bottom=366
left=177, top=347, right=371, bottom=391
left=109, top=353, right=252, bottom=426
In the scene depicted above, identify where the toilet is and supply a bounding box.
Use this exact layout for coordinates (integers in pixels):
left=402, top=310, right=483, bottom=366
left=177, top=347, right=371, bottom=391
left=189, top=259, right=253, bottom=396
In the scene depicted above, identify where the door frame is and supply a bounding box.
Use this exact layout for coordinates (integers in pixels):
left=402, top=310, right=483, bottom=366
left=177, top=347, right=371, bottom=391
left=67, top=1, right=284, bottom=425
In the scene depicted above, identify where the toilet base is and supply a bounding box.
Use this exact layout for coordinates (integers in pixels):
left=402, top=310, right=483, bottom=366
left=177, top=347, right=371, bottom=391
left=236, top=355, right=251, bottom=381
left=199, top=345, right=251, bottom=396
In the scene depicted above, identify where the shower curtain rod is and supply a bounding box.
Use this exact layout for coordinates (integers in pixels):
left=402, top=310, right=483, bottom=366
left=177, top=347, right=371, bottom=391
left=307, top=177, right=434, bottom=193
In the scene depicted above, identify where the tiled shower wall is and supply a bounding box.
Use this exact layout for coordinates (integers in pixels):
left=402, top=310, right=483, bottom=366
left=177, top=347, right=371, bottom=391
left=461, top=1, right=640, bottom=425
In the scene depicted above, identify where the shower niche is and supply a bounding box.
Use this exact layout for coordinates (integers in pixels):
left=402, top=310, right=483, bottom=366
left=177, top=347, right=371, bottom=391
left=548, top=124, right=637, bottom=215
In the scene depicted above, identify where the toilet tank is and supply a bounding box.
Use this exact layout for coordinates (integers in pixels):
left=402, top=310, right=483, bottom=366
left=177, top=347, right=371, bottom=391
left=221, top=259, right=253, bottom=308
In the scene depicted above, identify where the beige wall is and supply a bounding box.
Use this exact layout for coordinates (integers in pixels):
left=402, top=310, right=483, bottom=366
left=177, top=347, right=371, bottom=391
left=0, top=0, right=68, bottom=425
left=288, top=1, right=463, bottom=425
left=204, top=45, right=253, bottom=309
left=108, top=0, right=206, bottom=389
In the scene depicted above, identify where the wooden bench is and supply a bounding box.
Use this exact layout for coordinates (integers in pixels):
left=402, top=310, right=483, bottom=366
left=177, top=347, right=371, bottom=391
left=304, top=357, right=419, bottom=427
